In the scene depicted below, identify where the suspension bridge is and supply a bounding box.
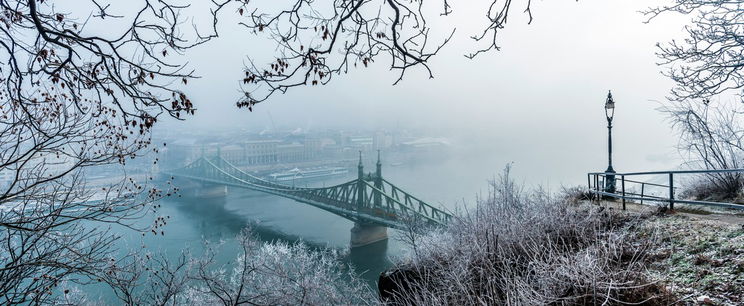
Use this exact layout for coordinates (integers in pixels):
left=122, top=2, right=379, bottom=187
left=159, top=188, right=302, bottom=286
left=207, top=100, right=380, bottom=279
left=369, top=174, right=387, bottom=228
left=164, top=152, right=452, bottom=247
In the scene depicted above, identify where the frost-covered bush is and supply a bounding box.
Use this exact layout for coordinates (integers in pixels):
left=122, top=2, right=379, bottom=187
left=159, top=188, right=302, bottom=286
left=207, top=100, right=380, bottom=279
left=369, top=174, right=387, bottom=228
left=560, top=185, right=594, bottom=205
left=185, top=229, right=373, bottom=305
left=60, top=228, right=373, bottom=305
left=665, top=100, right=744, bottom=203
left=681, top=175, right=744, bottom=203
left=383, top=166, right=674, bottom=305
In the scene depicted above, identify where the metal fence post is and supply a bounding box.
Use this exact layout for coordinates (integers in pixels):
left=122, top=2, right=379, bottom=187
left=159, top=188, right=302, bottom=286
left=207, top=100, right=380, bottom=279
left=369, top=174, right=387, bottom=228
left=586, top=168, right=744, bottom=212
left=594, top=175, right=599, bottom=203
left=669, top=173, right=674, bottom=210
left=621, top=175, right=626, bottom=210
left=588, top=173, right=592, bottom=203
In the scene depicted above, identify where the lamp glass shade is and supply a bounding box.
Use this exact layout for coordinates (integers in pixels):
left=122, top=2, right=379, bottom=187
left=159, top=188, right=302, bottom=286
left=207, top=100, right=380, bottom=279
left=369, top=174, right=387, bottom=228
left=604, top=92, right=615, bottom=119
left=605, top=99, right=615, bottom=110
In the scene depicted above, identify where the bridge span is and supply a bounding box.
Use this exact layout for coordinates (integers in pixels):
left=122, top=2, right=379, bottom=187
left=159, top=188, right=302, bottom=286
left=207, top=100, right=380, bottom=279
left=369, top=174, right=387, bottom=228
left=164, top=152, right=452, bottom=247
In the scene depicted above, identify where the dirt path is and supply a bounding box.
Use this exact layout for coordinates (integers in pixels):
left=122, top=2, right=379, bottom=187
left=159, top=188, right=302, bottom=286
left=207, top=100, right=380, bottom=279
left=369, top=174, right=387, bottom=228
left=591, top=199, right=744, bottom=226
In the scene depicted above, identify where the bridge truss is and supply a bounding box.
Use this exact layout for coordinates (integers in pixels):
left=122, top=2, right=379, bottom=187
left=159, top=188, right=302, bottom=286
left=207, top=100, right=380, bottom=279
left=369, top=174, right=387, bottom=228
left=164, top=154, right=452, bottom=229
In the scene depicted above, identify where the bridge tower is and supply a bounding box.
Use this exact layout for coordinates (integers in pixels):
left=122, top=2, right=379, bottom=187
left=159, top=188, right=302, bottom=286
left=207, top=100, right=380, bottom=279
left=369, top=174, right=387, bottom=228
left=190, top=146, right=227, bottom=197
left=374, top=150, right=382, bottom=207
left=350, top=151, right=388, bottom=248
left=357, top=151, right=364, bottom=207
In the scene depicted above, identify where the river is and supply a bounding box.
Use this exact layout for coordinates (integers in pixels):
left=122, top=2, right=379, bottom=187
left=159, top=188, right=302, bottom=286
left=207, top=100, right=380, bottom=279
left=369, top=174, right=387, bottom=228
left=91, top=146, right=586, bottom=302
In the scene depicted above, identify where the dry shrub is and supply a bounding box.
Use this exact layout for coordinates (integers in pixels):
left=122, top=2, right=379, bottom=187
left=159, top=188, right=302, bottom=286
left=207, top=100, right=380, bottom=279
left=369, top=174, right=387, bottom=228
left=665, top=100, right=744, bottom=204
left=681, top=175, right=744, bottom=203
left=560, top=185, right=594, bottom=205
left=381, top=166, right=676, bottom=305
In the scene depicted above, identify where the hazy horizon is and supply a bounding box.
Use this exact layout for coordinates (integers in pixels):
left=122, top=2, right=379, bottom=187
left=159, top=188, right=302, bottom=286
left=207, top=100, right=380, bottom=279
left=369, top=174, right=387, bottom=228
left=147, top=1, right=704, bottom=189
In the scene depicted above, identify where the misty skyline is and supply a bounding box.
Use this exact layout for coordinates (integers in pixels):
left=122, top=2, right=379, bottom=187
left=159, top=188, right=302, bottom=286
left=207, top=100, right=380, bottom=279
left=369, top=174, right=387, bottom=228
left=154, top=1, right=699, bottom=187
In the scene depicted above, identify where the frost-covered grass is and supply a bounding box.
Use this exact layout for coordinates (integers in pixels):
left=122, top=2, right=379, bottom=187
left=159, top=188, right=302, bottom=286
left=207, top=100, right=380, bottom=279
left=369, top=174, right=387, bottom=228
left=382, top=168, right=676, bottom=305
left=642, top=215, right=744, bottom=305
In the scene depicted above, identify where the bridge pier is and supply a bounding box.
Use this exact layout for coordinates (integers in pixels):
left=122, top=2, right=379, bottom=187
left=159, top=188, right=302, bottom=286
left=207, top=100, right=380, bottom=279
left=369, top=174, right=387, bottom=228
left=176, top=180, right=227, bottom=198
left=350, top=222, right=388, bottom=248
left=195, top=184, right=227, bottom=198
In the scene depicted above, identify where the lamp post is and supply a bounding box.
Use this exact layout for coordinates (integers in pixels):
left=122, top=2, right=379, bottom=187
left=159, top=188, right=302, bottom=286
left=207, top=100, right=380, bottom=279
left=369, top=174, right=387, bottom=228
left=604, top=90, right=616, bottom=193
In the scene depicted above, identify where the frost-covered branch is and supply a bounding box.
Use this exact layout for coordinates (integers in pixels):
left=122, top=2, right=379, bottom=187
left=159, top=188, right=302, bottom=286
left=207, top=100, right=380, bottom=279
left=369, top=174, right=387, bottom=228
left=645, top=1, right=744, bottom=102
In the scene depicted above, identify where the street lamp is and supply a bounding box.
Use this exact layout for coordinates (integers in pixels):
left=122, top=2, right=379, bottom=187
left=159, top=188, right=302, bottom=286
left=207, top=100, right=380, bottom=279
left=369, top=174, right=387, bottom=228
left=604, top=90, right=616, bottom=193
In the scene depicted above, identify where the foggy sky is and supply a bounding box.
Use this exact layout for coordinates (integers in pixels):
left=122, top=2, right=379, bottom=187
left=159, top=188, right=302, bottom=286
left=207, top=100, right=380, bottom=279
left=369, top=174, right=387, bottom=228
left=158, top=0, right=695, bottom=187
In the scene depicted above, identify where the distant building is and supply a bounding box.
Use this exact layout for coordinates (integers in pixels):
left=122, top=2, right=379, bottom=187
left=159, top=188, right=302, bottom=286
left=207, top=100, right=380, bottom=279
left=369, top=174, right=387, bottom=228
left=220, top=144, right=246, bottom=165
left=156, top=128, right=446, bottom=168
left=400, top=137, right=451, bottom=150
left=349, top=136, right=373, bottom=151
left=183, top=138, right=329, bottom=166
left=373, top=131, right=394, bottom=150
left=0, top=169, right=13, bottom=190
left=304, top=138, right=323, bottom=160
left=243, top=140, right=280, bottom=164
left=276, top=143, right=306, bottom=163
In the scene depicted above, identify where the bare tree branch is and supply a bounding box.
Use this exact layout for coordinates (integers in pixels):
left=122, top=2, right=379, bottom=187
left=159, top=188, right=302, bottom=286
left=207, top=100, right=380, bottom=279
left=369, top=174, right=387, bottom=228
left=0, top=0, right=224, bottom=302
left=234, top=0, right=545, bottom=110
left=645, top=1, right=744, bottom=102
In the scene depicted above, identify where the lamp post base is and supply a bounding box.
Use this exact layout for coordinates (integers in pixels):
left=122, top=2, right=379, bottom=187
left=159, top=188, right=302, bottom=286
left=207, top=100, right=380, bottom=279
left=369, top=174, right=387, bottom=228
left=604, top=167, right=616, bottom=194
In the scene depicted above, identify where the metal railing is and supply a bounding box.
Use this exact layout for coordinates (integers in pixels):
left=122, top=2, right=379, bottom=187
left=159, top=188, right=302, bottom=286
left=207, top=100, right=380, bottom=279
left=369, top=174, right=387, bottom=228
left=587, top=169, right=744, bottom=210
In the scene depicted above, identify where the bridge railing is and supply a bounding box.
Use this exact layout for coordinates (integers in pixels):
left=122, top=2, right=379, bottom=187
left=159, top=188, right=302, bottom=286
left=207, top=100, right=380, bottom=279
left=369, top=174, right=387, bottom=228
left=362, top=180, right=452, bottom=225
left=588, top=169, right=744, bottom=210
